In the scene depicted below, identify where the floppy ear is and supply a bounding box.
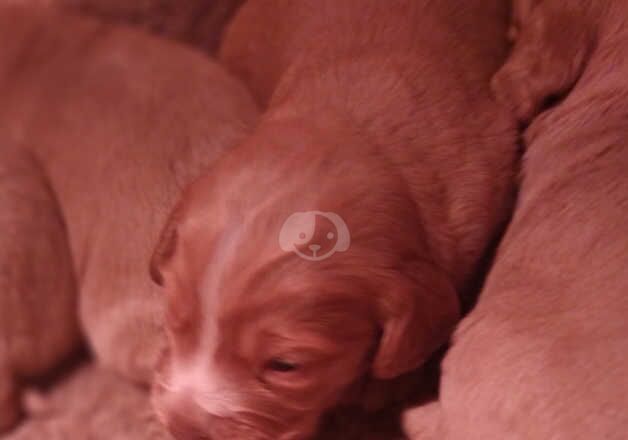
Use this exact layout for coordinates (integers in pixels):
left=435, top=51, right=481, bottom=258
left=371, top=260, right=460, bottom=380
left=492, top=2, right=596, bottom=123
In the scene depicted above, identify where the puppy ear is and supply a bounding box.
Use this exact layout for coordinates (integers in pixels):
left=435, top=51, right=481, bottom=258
left=371, top=260, right=460, bottom=379
left=492, top=2, right=596, bottom=123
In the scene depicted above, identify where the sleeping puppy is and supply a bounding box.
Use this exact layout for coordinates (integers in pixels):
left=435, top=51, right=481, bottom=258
left=0, top=4, right=257, bottom=432
left=149, top=1, right=519, bottom=439
left=418, top=1, right=628, bottom=439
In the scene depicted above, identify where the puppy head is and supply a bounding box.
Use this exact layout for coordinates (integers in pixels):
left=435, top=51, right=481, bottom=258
left=150, top=119, right=460, bottom=439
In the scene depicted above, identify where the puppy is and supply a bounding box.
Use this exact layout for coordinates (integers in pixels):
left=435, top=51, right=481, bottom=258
left=0, top=4, right=257, bottom=431
left=150, top=1, right=519, bottom=439
left=415, top=1, right=628, bottom=439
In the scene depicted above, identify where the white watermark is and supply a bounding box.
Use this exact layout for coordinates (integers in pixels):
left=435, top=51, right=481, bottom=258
left=279, top=211, right=350, bottom=261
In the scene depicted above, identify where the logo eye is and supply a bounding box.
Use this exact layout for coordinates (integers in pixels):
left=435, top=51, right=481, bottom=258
left=266, top=358, right=299, bottom=373
left=326, top=232, right=334, bottom=240
left=299, top=232, right=306, bottom=239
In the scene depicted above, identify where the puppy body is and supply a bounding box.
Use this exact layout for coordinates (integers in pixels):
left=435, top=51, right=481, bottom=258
left=18, top=0, right=245, bottom=53
left=220, top=0, right=517, bottom=293
left=0, top=148, right=78, bottom=432
left=428, top=2, right=628, bottom=439
left=152, top=1, right=518, bottom=439
left=0, top=4, right=257, bottom=431
left=6, top=364, right=171, bottom=440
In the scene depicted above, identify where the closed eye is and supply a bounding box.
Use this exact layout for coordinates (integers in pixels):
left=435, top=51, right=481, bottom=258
left=265, top=358, right=299, bottom=373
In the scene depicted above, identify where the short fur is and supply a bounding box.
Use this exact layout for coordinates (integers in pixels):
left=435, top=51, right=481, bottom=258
left=4, top=364, right=171, bottom=440
left=28, top=0, right=245, bottom=53
left=406, top=1, right=628, bottom=439
left=0, top=5, right=257, bottom=432
left=151, top=1, right=519, bottom=439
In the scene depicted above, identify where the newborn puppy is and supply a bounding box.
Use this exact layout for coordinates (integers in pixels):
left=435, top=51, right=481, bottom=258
left=426, top=1, right=628, bottom=439
left=0, top=4, right=257, bottom=431
left=150, top=1, right=518, bottom=439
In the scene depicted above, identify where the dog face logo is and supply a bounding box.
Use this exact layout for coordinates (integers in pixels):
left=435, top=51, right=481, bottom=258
left=279, top=211, right=350, bottom=261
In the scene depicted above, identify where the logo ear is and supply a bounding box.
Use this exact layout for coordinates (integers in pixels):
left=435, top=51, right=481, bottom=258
left=371, top=260, right=460, bottom=379
left=324, top=212, right=351, bottom=252
left=279, top=212, right=315, bottom=251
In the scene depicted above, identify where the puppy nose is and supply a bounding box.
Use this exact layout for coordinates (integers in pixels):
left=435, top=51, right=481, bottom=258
left=309, top=244, right=321, bottom=252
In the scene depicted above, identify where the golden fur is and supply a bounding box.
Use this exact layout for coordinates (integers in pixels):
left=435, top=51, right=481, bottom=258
left=0, top=4, right=257, bottom=432
left=406, top=1, right=628, bottom=438
left=151, top=1, right=519, bottom=438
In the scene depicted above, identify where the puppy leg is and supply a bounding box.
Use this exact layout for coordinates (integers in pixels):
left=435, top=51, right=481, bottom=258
left=492, top=2, right=597, bottom=123
left=0, top=149, right=81, bottom=432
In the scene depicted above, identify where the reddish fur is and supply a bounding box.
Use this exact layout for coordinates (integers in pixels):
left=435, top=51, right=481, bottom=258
left=4, top=364, right=170, bottom=440
left=405, top=2, right=628, bottom=439
left=0, top=4, right=257, bottom=432
left=152, top=1, right=518, bottom=438
left=13, top=0, right=244, bottom=53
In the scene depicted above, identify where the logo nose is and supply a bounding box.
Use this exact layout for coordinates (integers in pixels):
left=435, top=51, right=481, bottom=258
left=308, top=244, right=321, bottom=253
